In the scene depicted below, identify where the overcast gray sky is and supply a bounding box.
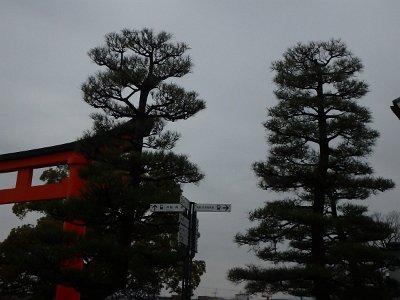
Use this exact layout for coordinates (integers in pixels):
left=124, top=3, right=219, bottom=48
left=1, top=1, right=400, bottom=298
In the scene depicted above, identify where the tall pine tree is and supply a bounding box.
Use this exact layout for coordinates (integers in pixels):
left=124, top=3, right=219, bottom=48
left=0, top=28, right=206, bottom=299
left=228, top=39, right=400, bottom=300
left=74, top=27, right=206, bottom=297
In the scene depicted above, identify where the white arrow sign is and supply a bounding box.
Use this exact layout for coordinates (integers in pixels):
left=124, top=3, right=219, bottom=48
left=195, top=203, right=231, bottom=212
left=150, top=203, right=185, bottom=212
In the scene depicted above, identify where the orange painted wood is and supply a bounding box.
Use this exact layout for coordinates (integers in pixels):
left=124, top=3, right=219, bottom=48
left=0, top=151, right=76, bottom=173
left=55, top=285, right=81, bottom=300
left=0, top=181, right=69, bottom=204
left=0, top=150, right=87, bottom=205
left=0, top=144, right=88, bottom=300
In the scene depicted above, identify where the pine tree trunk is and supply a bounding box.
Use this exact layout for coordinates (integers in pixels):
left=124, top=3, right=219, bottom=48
left=312, top=189, right=327, bottom=300
left=313, top=79, right=330, bottom=300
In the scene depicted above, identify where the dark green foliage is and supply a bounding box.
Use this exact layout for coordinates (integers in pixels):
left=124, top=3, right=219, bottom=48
left=0, top=28, right=206, bottom=299
left=0, top=218, right=79, bottom=300
left=228, top=39, right=399, bottom=299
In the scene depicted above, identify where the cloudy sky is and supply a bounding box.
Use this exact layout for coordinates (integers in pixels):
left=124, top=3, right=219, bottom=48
left=1, top=1, right=400, bottom=298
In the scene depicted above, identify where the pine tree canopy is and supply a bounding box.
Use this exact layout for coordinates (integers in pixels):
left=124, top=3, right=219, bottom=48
left=228, top=39, right=400, bottom=300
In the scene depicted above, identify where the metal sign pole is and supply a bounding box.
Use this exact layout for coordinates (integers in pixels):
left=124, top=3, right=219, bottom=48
left=181, top=202, right=194, bottom=300
left=181, top=238, right=187, bottom=300
left=186, top=204, right=198, bottom=299
left=181, top=249, right=189, bottom=300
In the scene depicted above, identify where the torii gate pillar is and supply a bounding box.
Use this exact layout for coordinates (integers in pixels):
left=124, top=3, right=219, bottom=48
left=0, top=142, right=87, bottom=300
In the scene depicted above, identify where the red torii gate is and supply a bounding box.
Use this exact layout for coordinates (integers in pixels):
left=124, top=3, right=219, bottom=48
left=0, top=141, right=87, bottom=300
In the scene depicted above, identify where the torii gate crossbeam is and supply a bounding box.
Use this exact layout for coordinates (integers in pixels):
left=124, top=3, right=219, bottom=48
left=0, top=142, right=87, bottom=300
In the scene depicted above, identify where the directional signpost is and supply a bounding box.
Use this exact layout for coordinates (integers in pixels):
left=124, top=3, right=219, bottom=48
left=178, top=214, right=190, bottom=247
left=179, top=213, right=190, bottom=228
left=195, top=203, right=231, bottom=212
left=150, top=203, right=185, bottom=212
left=180, top=195, right=190, bottom=210
left=178, top=224, right=190, bottom=246
left=150, top=197, right=231, bottom=300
